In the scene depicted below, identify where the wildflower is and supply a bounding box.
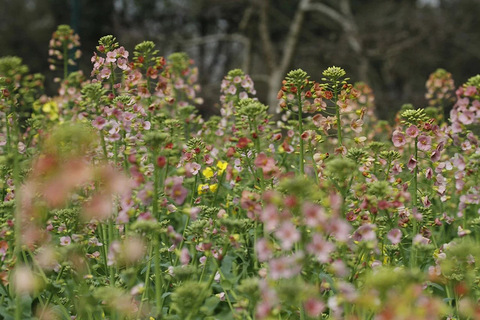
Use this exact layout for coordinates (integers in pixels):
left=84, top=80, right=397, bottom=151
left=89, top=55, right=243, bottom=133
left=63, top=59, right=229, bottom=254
left=275, top=222, right=300, bottom=250
left=256, top=238, right=273, bottom=262
left=171, top=184, right=188, bottom=205
left=407, top=155, right=417, bottom=170
left=209, top=183, right=218, bottom=193
left=387, top=228, right=402, bottom=245
left=417, top=134, right=432, bottom=151
left=303, top=202, right=327, bottom=228
left=307, top=233, right=335, bottom=263
left=216, top=161, right=228, bottom=174
left=197, top=184, right=209, bottom=195
left=180, top=248, right=190, bottom=265
left=304, top=298, right=325, bottom=317
left=406, top=125, right=419, bottom=138
left=269, top=254, right=302, bottom=279
left=202, top=167, right=214, bottom=179
left=60, top=236, right=72, bottom=246
left=392, top=130, right=406, bottom=147
left=254, top=153, right=277, bottom=179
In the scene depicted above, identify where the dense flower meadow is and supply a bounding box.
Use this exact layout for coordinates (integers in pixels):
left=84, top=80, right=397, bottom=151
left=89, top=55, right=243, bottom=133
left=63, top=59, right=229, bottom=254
left=1, top=24, right=480, bottom=320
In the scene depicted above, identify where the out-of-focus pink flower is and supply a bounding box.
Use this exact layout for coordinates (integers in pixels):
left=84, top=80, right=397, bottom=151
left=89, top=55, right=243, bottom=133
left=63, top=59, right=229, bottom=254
left=254, top=153, right=278, bottom=179
left=304, top=298, right=325, bottom=317
left=307, top=233, right=335, bottom=263
left=180, top=248, right=190, bottom=265
left=60, top=236, right=71, bottom=246
left=303, top=202, right=326, bottom=228
left=269, top=254, right=302, bottom=280
left=275, top=222, right=300, bottom=250
left=256, top=238, right=272, bottom=262
left=171, top=184, right=188, bottom=205
left=387, top=228, right=402, bottom=245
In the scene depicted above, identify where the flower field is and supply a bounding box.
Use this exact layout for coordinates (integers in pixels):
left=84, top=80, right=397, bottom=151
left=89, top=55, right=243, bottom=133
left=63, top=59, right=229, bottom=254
left=1, top=25, right=480, bottom=319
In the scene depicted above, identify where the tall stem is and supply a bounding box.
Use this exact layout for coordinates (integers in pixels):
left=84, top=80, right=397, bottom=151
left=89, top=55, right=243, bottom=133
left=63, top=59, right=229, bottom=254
left=297, top=92, right=304, bottom=175
left=63, top=40, right=68, bottom=81
left=410, top=137, right=418, bottom=268
left=334, top=88, right=342, bottom=147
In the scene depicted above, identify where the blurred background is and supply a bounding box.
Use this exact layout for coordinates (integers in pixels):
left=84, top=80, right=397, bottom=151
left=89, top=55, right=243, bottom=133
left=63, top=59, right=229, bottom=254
left=1, top=0, right=479, bottom=119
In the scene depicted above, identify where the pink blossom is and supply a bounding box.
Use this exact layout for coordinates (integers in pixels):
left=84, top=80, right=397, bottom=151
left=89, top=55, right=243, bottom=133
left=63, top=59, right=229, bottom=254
left=406, top=125, right=419, bottom=138
left=353, top=224, right=376, bottom=242
left=254, top=153, right=277, bottom=179
left=307, top=233, right=335, bottom=263
left=100, top=67, right=111, bottom=79
left=275, top=222, right=300, bottom=250
left=256, top=238, right=273, bottom=262
left=464, top=86, right=477, bottom=96
left=171, top=184, right=188, bottom=205
left=387, top=228, right=402, bottom=244
left=413, top=234, right=430, bottom=245
left=106, top=51, right=116, bottom=63
left=392, top=130, right=406, bottom=147
left=350, top=119, right=363, bottom=133
left=458, top=110, right=475, bottom=125
left=407, top=155, right=417, bottom=170
left=327, top=218, right=351, bottom=242
left=180, top=248, right=190, bottom=265
left=92, top=116, right=107, bottom=130
left=60, top=236, right=71, bottom=246
left=304, top=298, right=325, bottom=317
left=303, top=202, right=327, bottom=228
left=417, top=134, right=432, bottom=151
left=269, top=254, right=302, bottom=280
left=260, top=204, right=280, bottom=231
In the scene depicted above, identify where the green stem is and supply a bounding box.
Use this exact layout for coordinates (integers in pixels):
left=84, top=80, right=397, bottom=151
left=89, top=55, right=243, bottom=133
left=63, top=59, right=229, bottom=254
left=297, top=92, right=305, bottom=175
left=334, top=88, right=342, bottom=147
left=154, top=238, right=164, bottom=316
left=410, top=137, right=418, bottom=268
left=63, top=40, right=68, bottom=81
left=138, top=243, right=154, bottom=318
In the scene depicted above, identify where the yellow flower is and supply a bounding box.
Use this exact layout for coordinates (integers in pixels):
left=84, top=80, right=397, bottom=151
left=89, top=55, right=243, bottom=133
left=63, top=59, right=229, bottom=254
left=216, top=161, right=228, bottom=174
left=202, top=167, right=214, bottom=179
left=198, top=184, right=209, bottom=195
left=209, top=183, right=218, bottom=193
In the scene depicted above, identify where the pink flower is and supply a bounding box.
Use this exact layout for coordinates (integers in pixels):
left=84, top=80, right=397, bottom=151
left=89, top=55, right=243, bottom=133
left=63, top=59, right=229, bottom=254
left=406, top=125, right=419, bottom=138
left=269, top=254, right=302, bottom=279
left=303, top=202, right=327, bottom=228
left=60, top=236, right=71, bottom=246
left=256, top=238, right=273, bottom=262
left=275, top=222, right=300, bottom=250
left=458, top=110, right=475, bottom=125
left=171, top=184, right=188, bottom=205
left=350, top=119, right=363, bottom=133
left=106, top=51, right=116, bottom=63
left=327, top=218, right=351, bottom=242
left=180, top=248, right=190, bottom=265
left=307, top=233, right=334, bottom=263
left=417, top=134, right=432, bottom=151
left=407, top=155, right=417, bottom=170
left=254, top=153, right=277, bottom=179
left=392, top=130, right=406, bottom=147
left=260, top=204, right=280, bottom=231
left=387, top=228, right=402, bottom=245
left=304, top=298, right=325, bottom=317
left=413, top=234, right=430, bottom=245
left=92, top=116, right=106, bottom=130
left=353, top=224, right=376, bottom=242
